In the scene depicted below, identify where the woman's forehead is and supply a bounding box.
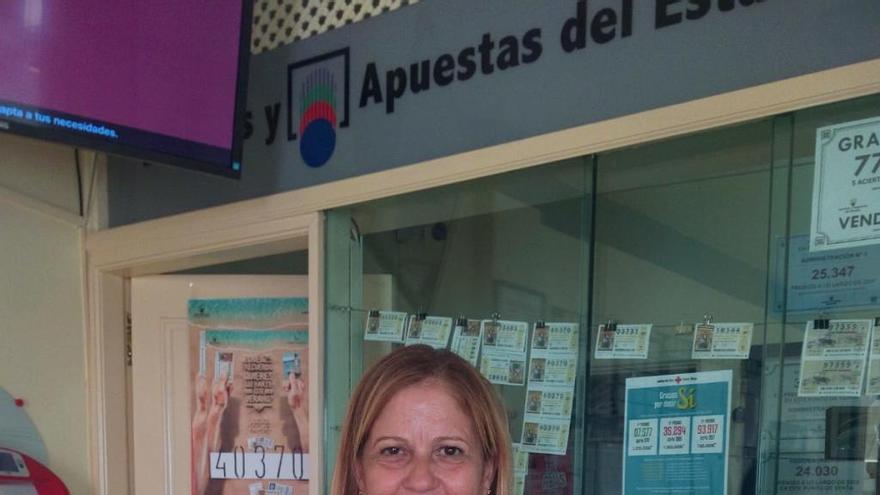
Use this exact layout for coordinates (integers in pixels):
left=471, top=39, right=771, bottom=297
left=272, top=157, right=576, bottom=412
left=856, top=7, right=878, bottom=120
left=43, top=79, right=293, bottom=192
left=368, top=379, right=477, bottom=439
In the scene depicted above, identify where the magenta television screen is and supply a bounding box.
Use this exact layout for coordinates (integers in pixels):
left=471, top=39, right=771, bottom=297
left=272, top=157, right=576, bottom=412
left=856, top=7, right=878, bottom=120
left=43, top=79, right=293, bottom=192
left=0, top=1, right=250, bottom=177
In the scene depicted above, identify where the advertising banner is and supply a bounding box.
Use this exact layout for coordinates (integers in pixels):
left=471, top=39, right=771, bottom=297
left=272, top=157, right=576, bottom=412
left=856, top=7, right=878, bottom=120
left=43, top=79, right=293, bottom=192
left=189, top=298, right=309, bottom=495
left=623, top=370, right=732, bottom=495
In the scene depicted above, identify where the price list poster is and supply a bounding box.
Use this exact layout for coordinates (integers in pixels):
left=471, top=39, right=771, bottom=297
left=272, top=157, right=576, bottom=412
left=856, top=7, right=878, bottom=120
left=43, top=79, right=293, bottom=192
left=188, top=298, right=310, bottom=495
left=623, top=370, right=732, bottom=495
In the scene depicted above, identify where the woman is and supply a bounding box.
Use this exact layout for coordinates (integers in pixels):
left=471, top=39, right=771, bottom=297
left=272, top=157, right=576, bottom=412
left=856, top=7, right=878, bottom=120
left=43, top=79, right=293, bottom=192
left=332, top=344, right=513, bottom=495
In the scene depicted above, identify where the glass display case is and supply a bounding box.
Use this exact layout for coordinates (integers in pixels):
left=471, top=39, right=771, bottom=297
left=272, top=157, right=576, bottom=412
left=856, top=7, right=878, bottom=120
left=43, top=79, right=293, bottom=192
left=324, top=93, right=880, bottom=495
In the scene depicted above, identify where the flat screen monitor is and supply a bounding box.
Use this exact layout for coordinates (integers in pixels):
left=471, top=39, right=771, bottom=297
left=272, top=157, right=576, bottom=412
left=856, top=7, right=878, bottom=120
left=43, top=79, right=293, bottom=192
left=0, top=1, right=252, bottom=178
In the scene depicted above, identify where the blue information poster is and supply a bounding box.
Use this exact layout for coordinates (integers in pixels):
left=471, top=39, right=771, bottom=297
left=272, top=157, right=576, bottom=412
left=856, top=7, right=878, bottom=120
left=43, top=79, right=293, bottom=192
left=623, top=370, right=732, bottom=495
left=773, top=234, right=880, bottom=313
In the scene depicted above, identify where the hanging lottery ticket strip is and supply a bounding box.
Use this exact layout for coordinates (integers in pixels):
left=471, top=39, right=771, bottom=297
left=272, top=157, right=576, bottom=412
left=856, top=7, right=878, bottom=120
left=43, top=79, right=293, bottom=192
left=520, top=322, right=580, bottom=455
left=798, top=318, right=872, bottom=397
left=479, top=319, right=530, bottom=386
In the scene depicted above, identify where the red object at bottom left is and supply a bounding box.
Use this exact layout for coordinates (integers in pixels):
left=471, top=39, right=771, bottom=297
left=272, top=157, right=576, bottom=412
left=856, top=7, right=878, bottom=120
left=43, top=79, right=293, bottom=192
left=0, top=447, right=69, bottom=495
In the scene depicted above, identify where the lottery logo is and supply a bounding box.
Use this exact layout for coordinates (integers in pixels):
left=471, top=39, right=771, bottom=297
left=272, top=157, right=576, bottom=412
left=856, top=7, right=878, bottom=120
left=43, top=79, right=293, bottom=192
left=287, top=49, right=350, bottom=168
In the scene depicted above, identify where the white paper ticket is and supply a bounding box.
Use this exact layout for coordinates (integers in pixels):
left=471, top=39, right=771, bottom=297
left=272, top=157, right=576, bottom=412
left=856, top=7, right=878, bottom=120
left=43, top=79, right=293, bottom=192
left=802, top=319, right=872, bottom=359
left=524, top=385, right=574, bottom=419
left=520, top=419, right=569, bottom=455
left=532, top=322, right=579, bottom=353
left=526, top=355, right=577, bottom=387
left=479, top=352, right=527, bottom=386
left=691, top=322, right=753, bottom=360
left=480, top=319, right=529, bottom=385
left=594, top=323, right=651, bottom=359
left=798, top=359, right=866, bottom=397
left=481, top=320, right=529, bottom=353
left=364, top=310, right=408, bottom=342
left=450, top=319, right=482, bottom=366
left=405, top=315, right=453, bottom=349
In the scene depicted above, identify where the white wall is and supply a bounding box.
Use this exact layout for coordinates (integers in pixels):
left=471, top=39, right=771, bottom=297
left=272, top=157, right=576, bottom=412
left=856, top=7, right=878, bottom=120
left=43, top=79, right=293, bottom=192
left=0, top=132, right=91, bottom=494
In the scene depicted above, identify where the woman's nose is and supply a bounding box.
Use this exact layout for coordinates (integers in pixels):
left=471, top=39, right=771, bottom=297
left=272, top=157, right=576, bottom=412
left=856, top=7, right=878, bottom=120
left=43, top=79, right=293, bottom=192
left=403, top=455, right=438, bottom=491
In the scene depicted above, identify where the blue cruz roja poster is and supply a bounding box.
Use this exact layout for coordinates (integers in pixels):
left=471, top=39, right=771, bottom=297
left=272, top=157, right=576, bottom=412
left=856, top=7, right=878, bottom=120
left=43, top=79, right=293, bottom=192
left=623, top=370, right=732, bottom=495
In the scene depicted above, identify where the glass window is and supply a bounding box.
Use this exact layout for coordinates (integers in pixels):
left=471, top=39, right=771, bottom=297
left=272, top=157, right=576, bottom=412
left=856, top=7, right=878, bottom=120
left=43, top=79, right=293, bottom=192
left=324, top=92, right=880, bottom=495
left=324, top=158, right=594, bottom=492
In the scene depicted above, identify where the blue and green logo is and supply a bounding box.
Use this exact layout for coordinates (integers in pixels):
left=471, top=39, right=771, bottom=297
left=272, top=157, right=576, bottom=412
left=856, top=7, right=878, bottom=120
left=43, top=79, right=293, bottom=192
left=288, top=49, right=350, bottom=168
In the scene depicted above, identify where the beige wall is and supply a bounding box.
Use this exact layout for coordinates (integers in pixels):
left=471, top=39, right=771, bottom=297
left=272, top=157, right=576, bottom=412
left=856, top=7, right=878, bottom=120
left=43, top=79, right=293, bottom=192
left=0, top=133, right=90, bottom=494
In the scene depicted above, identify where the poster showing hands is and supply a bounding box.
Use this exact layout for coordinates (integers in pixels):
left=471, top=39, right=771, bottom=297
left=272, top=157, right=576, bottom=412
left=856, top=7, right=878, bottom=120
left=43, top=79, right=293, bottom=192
left=189, top=298, right=310, bottom=495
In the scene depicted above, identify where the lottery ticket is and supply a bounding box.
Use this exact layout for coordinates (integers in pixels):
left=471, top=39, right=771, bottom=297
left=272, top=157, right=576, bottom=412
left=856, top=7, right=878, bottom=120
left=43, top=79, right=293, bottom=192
left=363, top=310, right=408, bottom=343
left=691, top=322, right=753, bottom=360
left=802, top=319, right=871, bottom=359
left=594, top=323, right=651, bottom=359
left=520, top=419, right=570, bottom=455
left=798, top=359, right=866, bottom=397
left=479, top=353, right=527, bottom=386
left=532, top=322, right=579, bottom=352
left=450, top=319, right=482, bottom=366
left=405, top=315, right=453, bottom=349
left=481, top=320, right=529, bottom=353
left=524, top=385, right=574, bottom=418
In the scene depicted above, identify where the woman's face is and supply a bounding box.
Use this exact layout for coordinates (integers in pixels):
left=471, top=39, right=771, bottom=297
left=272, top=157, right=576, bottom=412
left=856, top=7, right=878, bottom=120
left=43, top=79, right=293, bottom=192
left=357, top=379, right=494, bottom=495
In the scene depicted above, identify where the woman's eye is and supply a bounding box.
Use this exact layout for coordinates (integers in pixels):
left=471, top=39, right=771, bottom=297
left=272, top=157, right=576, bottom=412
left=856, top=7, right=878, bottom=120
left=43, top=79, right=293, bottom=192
left=439, top=446, right=463, bottom=457
left=380, top=446, right=403, bottom=456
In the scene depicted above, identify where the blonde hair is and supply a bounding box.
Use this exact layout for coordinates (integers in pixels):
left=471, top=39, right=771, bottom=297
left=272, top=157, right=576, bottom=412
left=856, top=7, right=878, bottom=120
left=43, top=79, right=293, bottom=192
left=331, top=344, right=512, bottom=495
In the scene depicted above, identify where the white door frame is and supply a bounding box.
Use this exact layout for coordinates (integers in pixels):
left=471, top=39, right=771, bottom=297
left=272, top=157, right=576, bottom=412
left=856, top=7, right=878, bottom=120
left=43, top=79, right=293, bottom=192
left=84, top=203, right=324, bottom=495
